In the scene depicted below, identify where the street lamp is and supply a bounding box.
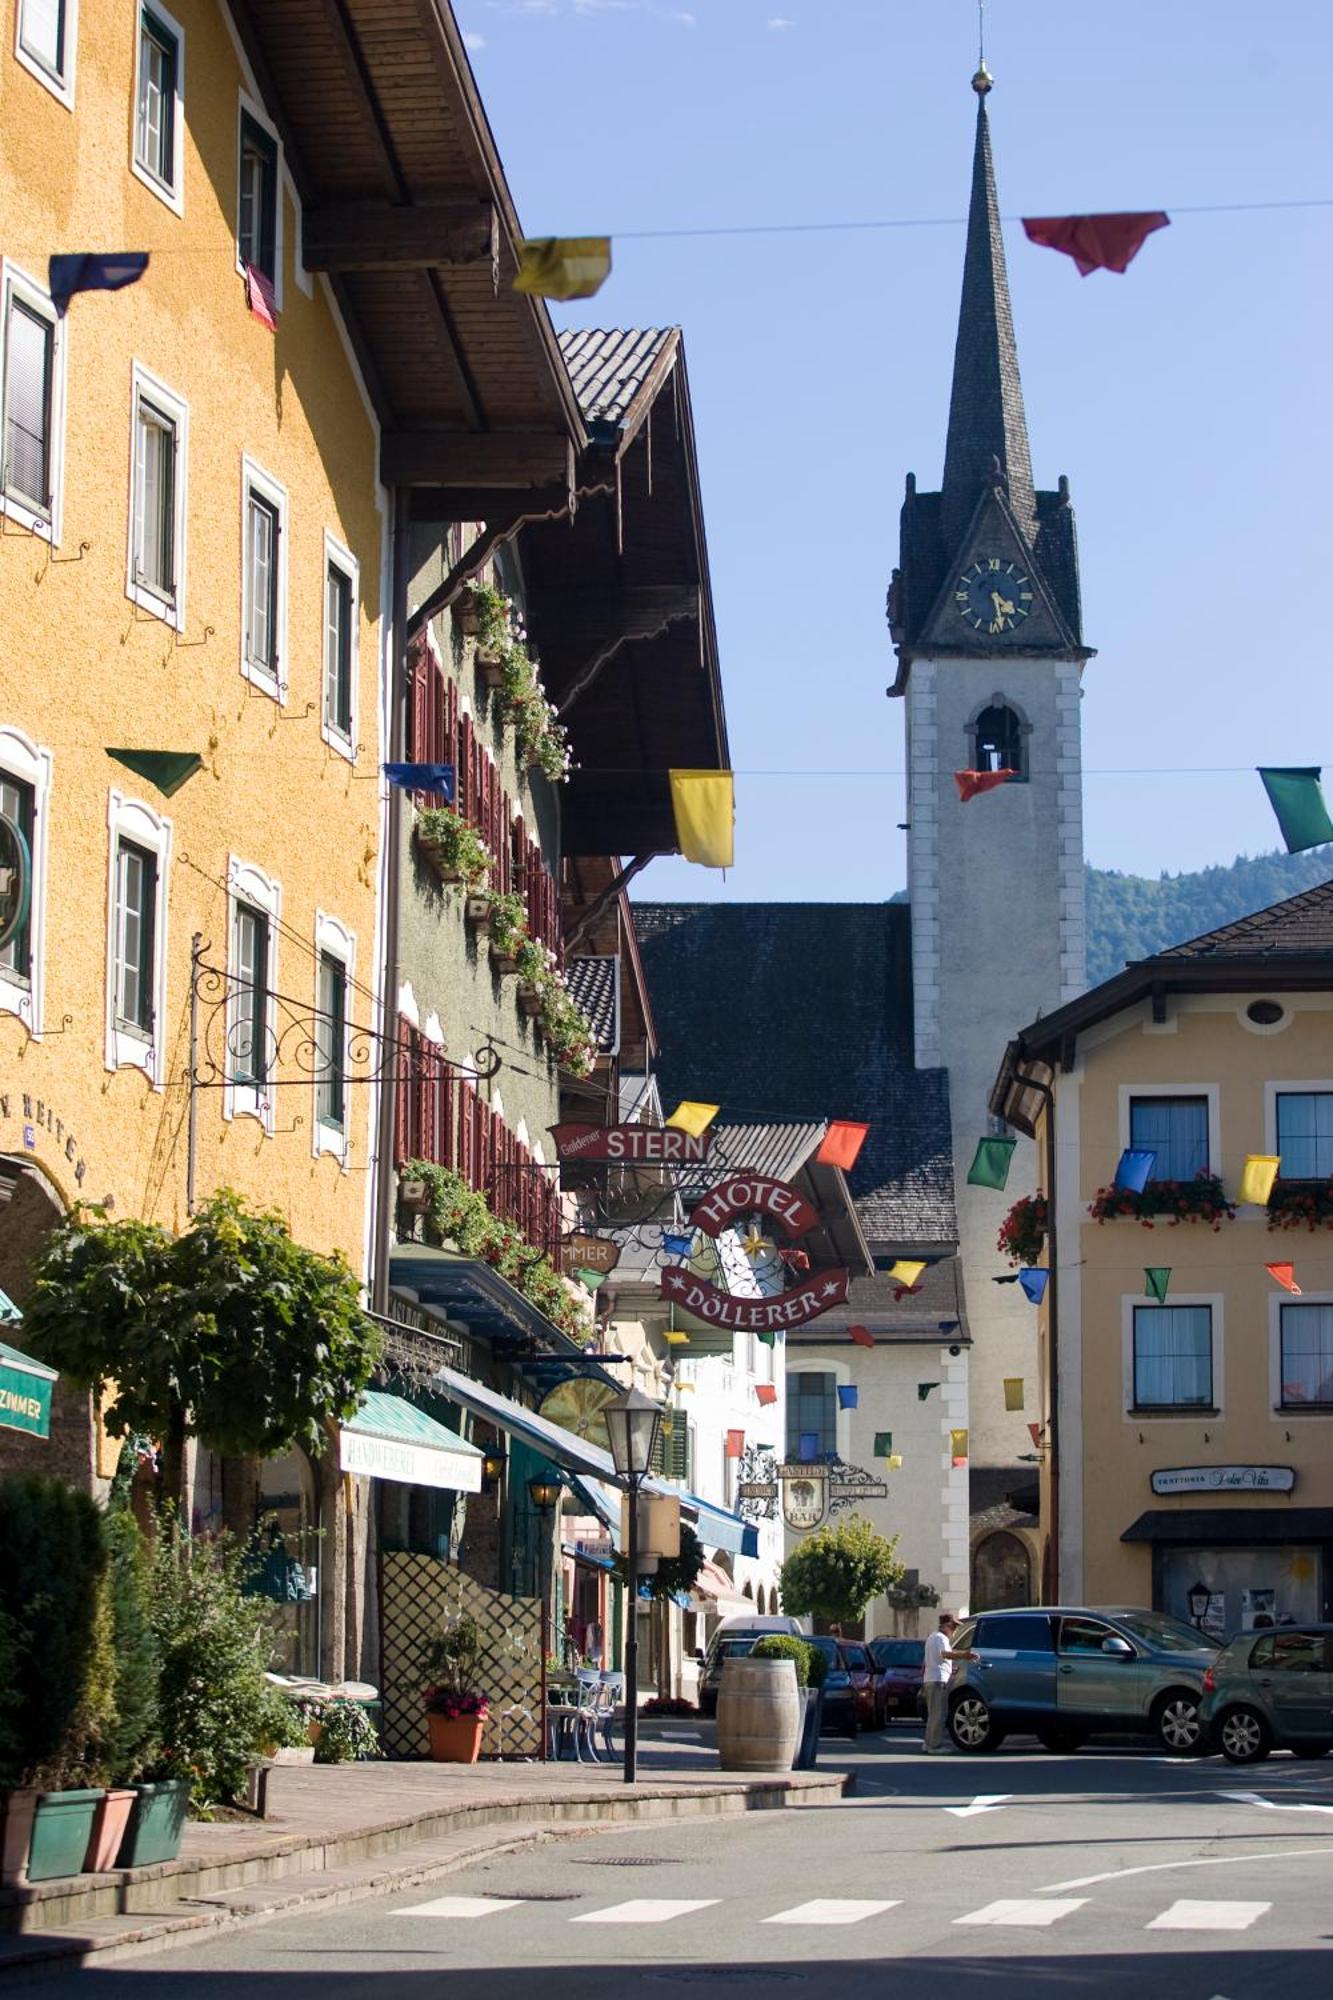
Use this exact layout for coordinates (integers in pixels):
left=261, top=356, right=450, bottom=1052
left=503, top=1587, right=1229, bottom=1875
left=1187, top=1579, right=1211, bottom=1630
left=604, top=1385, right=664, bottom=1784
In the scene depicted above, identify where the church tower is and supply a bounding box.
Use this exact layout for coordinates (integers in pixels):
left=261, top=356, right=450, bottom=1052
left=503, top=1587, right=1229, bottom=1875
left=888, top=65, right=1092, bottom=1484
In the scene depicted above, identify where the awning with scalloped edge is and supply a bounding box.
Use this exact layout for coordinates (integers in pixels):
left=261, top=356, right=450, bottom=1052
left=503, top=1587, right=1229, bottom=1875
left=339, top=1390, right=483, bottom=1493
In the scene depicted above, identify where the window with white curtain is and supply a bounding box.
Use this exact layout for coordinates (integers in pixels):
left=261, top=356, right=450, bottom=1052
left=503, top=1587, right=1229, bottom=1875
left=1129, top=1096, right=1210, bottom=1182
left=1276, top=1093, right=1333, bottom=1181
left=315, top=949, right=347, bottom=1134
left=3, top=296, right=53, bottom=514
left=129, top=368, right=187, bottom=623
left=1133, top=1305, right=1213, bottom=1409
left=1280, top=1304, right=1333, bottom=1408
left=113, top=839, right=157, bottom=1036
left=17, top=0, right=76, bottom=101
left=241, top=458, right=286, bottom=694
left=134, top=8, right=183, bottom=208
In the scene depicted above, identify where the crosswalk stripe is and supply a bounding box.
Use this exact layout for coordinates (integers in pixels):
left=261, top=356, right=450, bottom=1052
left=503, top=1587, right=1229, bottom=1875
left=956, top=1898, right=1088, bottom=1928
left=764, top=1899, right=901, bottom=1927
left=398, top=1895, right=524, bottom=1920
left=571, top=1899, right=719, bottom=1926
left=1147, top=1900, right=1272, bottom=1932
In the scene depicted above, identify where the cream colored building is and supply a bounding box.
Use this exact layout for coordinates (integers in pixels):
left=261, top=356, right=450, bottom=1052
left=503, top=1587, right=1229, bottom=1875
left=992, top=882, right=1333, bottom=1634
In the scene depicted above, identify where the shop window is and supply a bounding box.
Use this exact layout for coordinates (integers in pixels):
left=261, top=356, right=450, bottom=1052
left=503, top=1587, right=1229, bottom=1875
left=1129, top=1095, right=1209, bottom=1182
left=1133, top=1305, right=1213, bottom=1409
left=1276, top=1092, right=1333, bottom=1181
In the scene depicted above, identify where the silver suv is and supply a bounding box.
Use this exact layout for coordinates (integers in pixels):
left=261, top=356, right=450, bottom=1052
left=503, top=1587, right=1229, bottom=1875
left=948, top=1606, right=1217, bottom=1754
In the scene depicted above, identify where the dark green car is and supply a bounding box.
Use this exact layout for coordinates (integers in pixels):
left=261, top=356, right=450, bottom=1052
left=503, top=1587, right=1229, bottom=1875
left=1199, top=1624, right=1333, bottom=1763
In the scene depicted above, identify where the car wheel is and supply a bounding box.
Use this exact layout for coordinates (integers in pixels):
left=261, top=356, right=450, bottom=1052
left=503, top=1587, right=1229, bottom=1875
left=1036, top=1727, right=1085, bottom=1754
left=1218, top=1706, right=1271, bottom=1765
left=950, top=1692, right=1001, bottom=1753
left=1152, top=1690, right=1204, bottom=1754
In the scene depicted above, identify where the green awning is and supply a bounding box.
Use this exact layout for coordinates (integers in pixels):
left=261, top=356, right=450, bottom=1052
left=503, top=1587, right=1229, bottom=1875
left=0, top=1339, right=57, bottom=1440
left=338, top=1389, right=483, bottom=1493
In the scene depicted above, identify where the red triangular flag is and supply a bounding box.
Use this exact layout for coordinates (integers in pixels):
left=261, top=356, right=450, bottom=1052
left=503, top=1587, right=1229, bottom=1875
left=848, top=1324, right=875, bottom=1348
left=725, top=1429, right=745, bottom=1459
left=1266, top=1262, right=1302, bottom=1295
left=816, top=1121, right=870, bottom=1170
left=755, top=1383, right=777, bottom=1405
left=1027, top=1422, right=1041, bottom=1447
left=244, top=263, right=277, bottom=329
left=955, top=769, right=1013, bottom=803
left=893, top=1284, right=924, bottom=1301
left=1021, top=212, right=1170, bottom=276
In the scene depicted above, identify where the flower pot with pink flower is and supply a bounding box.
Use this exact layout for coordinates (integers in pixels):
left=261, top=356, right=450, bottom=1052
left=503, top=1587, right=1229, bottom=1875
left=420, top=1615, right=490, bottom=1763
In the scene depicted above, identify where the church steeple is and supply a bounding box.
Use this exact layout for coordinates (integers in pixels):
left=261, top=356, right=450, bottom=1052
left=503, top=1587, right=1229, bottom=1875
left=940, top=68, right=1035, bottom=556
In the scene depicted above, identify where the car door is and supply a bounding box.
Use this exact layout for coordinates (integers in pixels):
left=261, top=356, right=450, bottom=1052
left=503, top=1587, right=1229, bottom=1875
left=1056, top=1615, right=1148, bottom=1726
left=969, top=1613, right=1057, bottom=1722
left=1254, top=1629, right=1333, bottom=1741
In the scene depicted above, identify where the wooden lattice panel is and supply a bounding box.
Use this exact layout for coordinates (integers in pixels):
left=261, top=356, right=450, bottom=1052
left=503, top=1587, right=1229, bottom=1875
left=380, top=1552, right=544, bottom=1759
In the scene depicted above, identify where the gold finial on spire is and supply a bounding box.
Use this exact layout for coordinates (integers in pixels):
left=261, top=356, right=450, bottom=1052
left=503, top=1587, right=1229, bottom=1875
left=973, top=0, right=992, bottom=92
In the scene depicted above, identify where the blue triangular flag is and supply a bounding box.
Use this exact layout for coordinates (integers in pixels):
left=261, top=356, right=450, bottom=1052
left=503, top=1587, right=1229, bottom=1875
left=383, top=762, right=455, bottom=801
left=1114, top=1148, right=1156, bottom=1194
left=798, top=1432, right=819, bottom=1463
left=48, top=254, right=149, bottom=317
left=662, top=1231, right=693, bottom=1257
left=837, top=1385, right=858, bottom=1410
left=1018, top=1268, right=1049, bottom=1305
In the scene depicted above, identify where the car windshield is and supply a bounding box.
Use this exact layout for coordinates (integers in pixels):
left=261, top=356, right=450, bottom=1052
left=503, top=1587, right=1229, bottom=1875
left=716, top=1638, right=758, bottom=1660
left=1109, top=1610, right=1218, bottom=1655
left=872, top=1641, right=924, bottom=1667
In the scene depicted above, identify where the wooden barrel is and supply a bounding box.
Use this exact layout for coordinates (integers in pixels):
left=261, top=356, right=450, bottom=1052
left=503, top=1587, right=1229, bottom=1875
left=716, top=1656, right=801, bottom=1771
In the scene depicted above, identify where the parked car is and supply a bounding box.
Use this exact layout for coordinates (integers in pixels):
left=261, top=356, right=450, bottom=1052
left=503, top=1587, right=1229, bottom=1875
left=1200, top=1624, right=1333, bottom=1763
left=869, top=1637, right=926, bottom=1725
left=838, top=1639, right=879, bottom=1729
left=946, top=1606, right=1217, bottom=1754
left=804, top=1636, right=860, bottom=1738
left=696, top=1615, right=804, bottom=1718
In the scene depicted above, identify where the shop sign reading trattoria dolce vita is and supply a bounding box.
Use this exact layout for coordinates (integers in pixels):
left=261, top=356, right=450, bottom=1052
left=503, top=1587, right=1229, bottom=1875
left=1150, top=1465, right=1296, bottom=1496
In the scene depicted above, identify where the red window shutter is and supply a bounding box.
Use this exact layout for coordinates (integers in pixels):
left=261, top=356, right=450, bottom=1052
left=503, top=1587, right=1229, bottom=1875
left=459, top=713, right=475, bottom=824
left=394, top=1015, right=414, bottom=1165
left=408, top=645, right=427, bottom=764
left=419, top=1045, right=439, bottom=1164
left=440, top=1066, right=455, bottom=1170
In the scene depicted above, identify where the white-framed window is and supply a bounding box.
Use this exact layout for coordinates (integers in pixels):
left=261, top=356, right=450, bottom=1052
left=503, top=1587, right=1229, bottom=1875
left=322, top=534, right=358, bottom=758
left=1118, top=1083, right=1221, bottom=1185
left=15, top=0, right=77, bottom=108
left=241, top=456, right=287, bottom=697
left=1121, top=1293, right=1223, bottom=1416
left=0, top=726, right=52, bottom=1033
left=2, top=261, right=65, bottom=541
left=132, top=5, right=184, bottom=214
left=104, top=792, right=170, bottom=1085
left=1273, top=1087, right=1333, bottom=1181
left=313, top=912, right=354, bottom=1160
left=237, top=97, right=282, bottom=303
left=225, top=858, right=280, bottom=1130
left=1270, top=1296, right=1333, bottom=1412
left=127, top=363, right=188, bottom=628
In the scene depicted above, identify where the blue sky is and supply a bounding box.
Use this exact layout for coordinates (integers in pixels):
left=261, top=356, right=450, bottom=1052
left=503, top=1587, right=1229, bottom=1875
left=462, top=1, right=1331, bottom=903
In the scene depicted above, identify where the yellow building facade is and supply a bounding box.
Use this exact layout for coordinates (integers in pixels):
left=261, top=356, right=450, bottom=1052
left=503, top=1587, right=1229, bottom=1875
left=994, top=887, right=1333, bottom=1635
left=1, top=2, right=385, bottom=1455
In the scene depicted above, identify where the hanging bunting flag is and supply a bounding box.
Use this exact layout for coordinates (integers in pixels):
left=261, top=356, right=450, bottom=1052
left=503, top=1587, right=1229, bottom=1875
left=798, top=1432, right=820, bottom=1463
left=244, top=262, right=278, bottom=329
left=513, top=236, right=612, bottom=301
left=873, top=1431, right=893, bottom=1457
left=48, top=252, right=150, bottom=316
left=664, top=1329, right=690, bottom=1346
left=779, top=1246, right=811, bottom=1273
left=837, top=1384, right=859, bottom=1410
left=1027, top=1422, right=1042, bottom=1447
left=383, top=762, right=456, bottom=800
left=1266, top=1262, right=1303, bottom=1295
left=950, top=1429, right=969, bottom=1466
left=725, top=1429, right=745, bottom=1459
left=967, top=1136, right=1017, bottom=1190
left=1018, top=1268, right=1049, bottom=1306
left=937, top=1320, right=960, bottom=1334
left=917, top=1382, right=939, bottom=1402
left=668, top=770, right=735, bottom=868
left=1144, top=1267, right=1172, bottom=1303
left=954, top=769, right=1013, bottom=803
left=1258, top=767, right=1333, bottom=854
left=848, top=1324, right=875, bottom=1349
left=816, top=1121, right=870, bottom=1170
left=755, top=1383, right=777, bottom=1406
left=887, top=1453, right=903, bottom=1470
left=888, top=1260, right=927, bottom=1289
left=1114, top=1148, right=1157, bottom=1194
left=674, top=1381, right=695, bottom=1394
left=665, top=1101, right=720, bottom=1138
left=575, top=1269, right=609, bottom=1292
left=105, top=748, right=202, bottom=797
left=662, top=1231, right=693, bottom=1258
left=893, top=1283, right=924, bottom=1301
left=1003, top=1378, right=1025, bottom=1411
left=1239, top=1154, right=1281, bottom=1205
left=1021, top=211, right=1170, bottom=275
left=992, top=1273, right=1021, bottom=1285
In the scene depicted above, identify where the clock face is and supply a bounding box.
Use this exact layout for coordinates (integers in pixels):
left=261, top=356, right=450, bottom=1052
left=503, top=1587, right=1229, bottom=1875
left=954, top=557, right=1034, bottom=637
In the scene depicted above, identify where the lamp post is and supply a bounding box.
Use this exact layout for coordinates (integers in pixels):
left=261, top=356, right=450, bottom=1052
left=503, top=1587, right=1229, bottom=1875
left=603, top=1385, right=664, bottom=1784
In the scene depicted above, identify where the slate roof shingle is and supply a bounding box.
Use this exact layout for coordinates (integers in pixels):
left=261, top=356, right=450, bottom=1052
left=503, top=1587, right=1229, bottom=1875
left=1164, top=876, right=1333, bottom=960
left=559, top=328, right=674, bottom=430
left=565, top=956, right=620, bottom=1055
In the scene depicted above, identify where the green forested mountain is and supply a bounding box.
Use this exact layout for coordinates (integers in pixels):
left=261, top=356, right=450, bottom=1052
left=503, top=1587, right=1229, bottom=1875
left=1085, top=849, right=1333, bottom=985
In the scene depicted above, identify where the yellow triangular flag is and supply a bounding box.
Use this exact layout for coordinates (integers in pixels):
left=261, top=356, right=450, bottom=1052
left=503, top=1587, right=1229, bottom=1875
left=666, top=1101, right=719, bottom=1137
left=1239, top=1154, right=1280, bottom=1204
left=889, top=1260, right=927, bottom=1288
left=887, top=1454, right=903, bottom=1470
left=950, top=1428, right=969, bottom=1463
left=664, top=1329, right=690, bottom=1346
left=669, top=770, right=735, bottom=869
left=512, top=237, right=612, bottom=301
left=1004, top=1377, right=1025, bottom=1411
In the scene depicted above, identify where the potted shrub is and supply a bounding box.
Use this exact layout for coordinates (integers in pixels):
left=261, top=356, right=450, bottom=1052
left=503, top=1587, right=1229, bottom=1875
left=86, top=1508, right=160, bottom=1872
left=1088, top=1171, right=1235, bottom=1230
left=313, top=1697, right=381, bottom=1764
left=486, top=892, right=529, bottom=974
left=415, top=806, right=492, bottom=891
left=752, top=1637, right=825, bottom=1770
left=421, top=1615, right=490, bottom=1762
left=997, top=1194, right=1048, bottom=1267
left=456, top=581, right=509, bottom=647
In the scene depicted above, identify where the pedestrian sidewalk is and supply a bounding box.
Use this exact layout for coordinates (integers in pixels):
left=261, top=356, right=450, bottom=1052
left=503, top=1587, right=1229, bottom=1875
left=0, top=1729, right=852, bottom=1978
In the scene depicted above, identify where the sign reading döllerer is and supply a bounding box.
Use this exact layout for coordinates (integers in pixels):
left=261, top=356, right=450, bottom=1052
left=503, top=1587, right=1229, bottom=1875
left=1150, top=1465, right=1295, bottom=1496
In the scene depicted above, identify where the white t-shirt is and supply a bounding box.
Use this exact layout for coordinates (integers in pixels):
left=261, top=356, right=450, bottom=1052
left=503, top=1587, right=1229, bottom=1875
left=924, top=1629, right=955, bottom=1685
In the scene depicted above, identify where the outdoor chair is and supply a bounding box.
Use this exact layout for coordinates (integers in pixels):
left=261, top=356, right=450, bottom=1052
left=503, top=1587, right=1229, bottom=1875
left=595, top=1671, right=625, bottom=1760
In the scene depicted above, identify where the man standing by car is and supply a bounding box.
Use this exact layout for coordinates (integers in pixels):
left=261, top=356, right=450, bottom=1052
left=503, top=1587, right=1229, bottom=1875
left=923, top=1613, right=975, bottom=1753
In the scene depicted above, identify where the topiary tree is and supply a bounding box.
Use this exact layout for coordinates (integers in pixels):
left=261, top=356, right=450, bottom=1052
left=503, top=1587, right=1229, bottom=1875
left=100, top=1506, right=161, bottom=1787
left=777, top=1516, right=905, bottom=1631
left=22, top=1190, right=381, bottom=1505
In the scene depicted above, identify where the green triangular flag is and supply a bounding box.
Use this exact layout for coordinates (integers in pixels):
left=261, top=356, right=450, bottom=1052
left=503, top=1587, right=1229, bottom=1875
left=967, top=1136, right=1017, bottom=1190
left=756, top=1329, right=776, bottom=1348
left=575, top=1268, right=608, bottom=1292
left=106, top=749, right=204, bottom=797
left=1258, top=768, right=1333, bottom=854
left=873, top=1431, right=893, bottom=1457
left=917, top=1381, right=939, bottom=1401
left=1144, top=1267, right=1171, bottom=1303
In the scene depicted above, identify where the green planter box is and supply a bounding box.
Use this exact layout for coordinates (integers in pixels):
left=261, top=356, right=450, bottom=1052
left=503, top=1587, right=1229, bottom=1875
left=116, top=1779, right=189, bottom=1868
left=27, top=1789, right=104, bottom=1882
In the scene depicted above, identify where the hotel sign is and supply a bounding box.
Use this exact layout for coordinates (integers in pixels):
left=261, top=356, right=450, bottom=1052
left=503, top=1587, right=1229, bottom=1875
left=688, top=1174, right=819, bottom=1241
left=1151, top=1465, right=1296, bottom=1496
left=551, top=1122, right=712, bottom=1164
left=660, top=1266, right=850, bottom=1333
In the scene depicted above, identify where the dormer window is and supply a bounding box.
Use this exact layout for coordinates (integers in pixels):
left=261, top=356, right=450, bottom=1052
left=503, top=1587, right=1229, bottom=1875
left=972, top=698, right=1028, bottom=781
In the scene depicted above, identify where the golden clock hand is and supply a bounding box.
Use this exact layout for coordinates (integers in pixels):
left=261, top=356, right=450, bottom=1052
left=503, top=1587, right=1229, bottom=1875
left=990, top=590, right=1016, bottom=618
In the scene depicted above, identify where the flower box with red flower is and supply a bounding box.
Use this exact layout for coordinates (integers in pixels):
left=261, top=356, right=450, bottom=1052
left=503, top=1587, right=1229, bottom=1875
left=1088, top=1172, right=1236, bottom=1230
left=1266, top=1177, right=1333, bottom=1232
left=998, top=1194, right=1048, bottom=1267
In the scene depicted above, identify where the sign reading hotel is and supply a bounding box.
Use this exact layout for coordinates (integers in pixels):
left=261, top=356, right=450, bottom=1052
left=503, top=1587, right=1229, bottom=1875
left=1151, top=1465, right=1296, bottom=1496
left=689, top=1174, right=819, bottom=1240
left=551, top=1122, right=713, bottom=1164
left=660, top=1265, right=849, bottom=1333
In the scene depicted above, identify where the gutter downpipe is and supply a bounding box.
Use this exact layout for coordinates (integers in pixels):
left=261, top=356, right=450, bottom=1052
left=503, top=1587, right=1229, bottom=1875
left=1012, top=1058, right=1060, bottom=1606
left=372, top=492, right=409, bottom=1315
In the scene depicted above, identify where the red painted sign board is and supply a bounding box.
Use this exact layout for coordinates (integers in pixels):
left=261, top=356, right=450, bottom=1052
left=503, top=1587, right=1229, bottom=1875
left=689, top=1173, right=820, bottom=1241
left=550, top=1122, right=712, bottom=1164
left=660, top=1265, right=850, bottom=1333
